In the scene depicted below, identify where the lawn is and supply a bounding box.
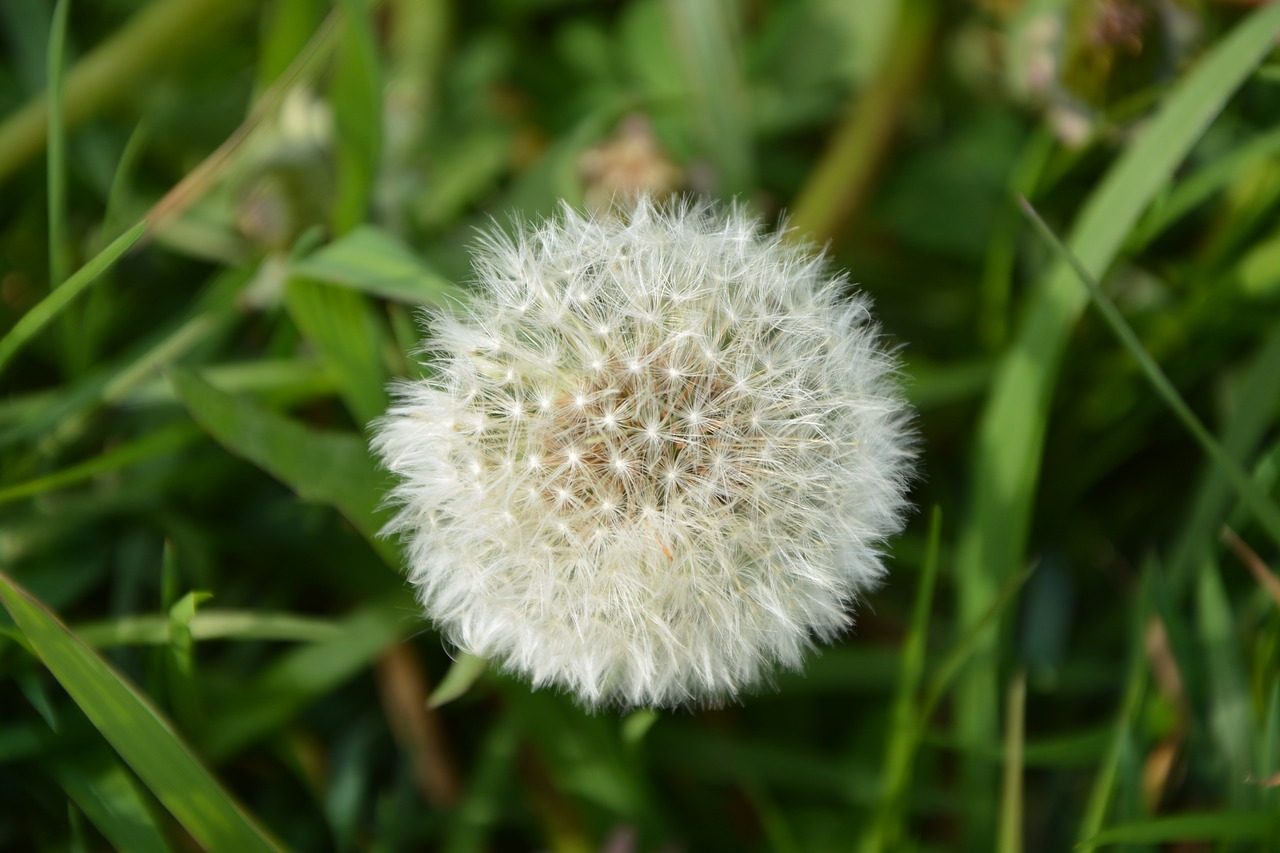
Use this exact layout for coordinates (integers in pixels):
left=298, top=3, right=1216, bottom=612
left=2, top=0, right=1280, bottom=850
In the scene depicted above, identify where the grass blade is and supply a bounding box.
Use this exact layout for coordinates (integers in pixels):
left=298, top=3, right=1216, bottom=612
left=290, top=225, right=462, bottom=305
left=1220, top=526, right=1280, bottom=609
left=920, top=565, right=1034, bottom=726
left=997, top=668, right=1026, bottom=853
left=0, top=221, right=145, bottom=377
left=1131, top=124, right=1280, bottom=251
left=789, top=0, right=935, bottom=242
left=1194, top=560, right=1252, bottom=786
left=0, top=0, right=252, bottom=186
left=167, top=365, right=396, bottom=563
left=46, top=0, right=70, bottom=292
left=1075, top=565, right=1153, bottom=851
left=202, top=592, right=416, bottom=759
left=285, top=278, right=388, bottom=426
left=0, top=424, right=199, bottom=505
left=143, top=8, right=340, bottom=236
left=52, top=747, right=173, bottom=853
left=663, top=0, right=752, bottom=197
left=75, top=610, right=343, bottom=649
left=0, top=570, right=281, bottom=852
left=951, top=8, right=1280, bottom=829
left=1167, top=320, right=1280, bottom=590
left=1082, top=810, right=1280, bottom=845
left=330, top=0, right=382, bottom=235
left=857, top=506, right=942, bottom=852
left=0, top=272, right=239, bottom=453
left=1020, top=197, right=1280, bottom=551
left=1258, top=678, right=1280, bottom=788
left=429, top=652, right=487, bottom=709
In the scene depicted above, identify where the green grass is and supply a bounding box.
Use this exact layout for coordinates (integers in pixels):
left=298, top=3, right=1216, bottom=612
left=2, top=1, right=1280, bottom=850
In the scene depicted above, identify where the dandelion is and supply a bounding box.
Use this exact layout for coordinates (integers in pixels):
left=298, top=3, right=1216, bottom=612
left=373, top=198, right=914, bottom=707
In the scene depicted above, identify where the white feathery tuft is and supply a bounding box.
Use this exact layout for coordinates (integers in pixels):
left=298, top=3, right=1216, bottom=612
left=373, top=197, right=914, bottom=708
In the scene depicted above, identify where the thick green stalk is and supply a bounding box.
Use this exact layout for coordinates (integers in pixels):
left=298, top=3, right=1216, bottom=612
left=788, top=0, right=935, bottom=243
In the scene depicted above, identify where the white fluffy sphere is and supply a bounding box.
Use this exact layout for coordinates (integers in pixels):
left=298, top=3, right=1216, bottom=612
left=374, top=199, right=913, bottom=707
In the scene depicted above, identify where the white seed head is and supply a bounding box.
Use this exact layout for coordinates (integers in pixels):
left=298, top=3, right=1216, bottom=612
left=373, top=198, right=914, bottom=708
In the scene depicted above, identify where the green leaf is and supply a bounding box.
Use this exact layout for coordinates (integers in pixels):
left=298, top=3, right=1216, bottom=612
left=1082, top=810, right=1280, bottom=845
left=285, top=277, right=388, bottom=426
left=202, top=592, right=417, bottom=759
left=951, top=3, right=1280, bottom=832
left=1168, top=320, right=1280, bottom=588
left=664, top=0, right=753, bottom=196
left=0, top=423, right=199, bottom=505
left=291, top=225, right=461, bottom=305
left=1236, top=228, right=1280, bottom=297
left=1132, top=125, right=1280, bottom=250
left=46, top=0, right=70, bottom=292
left=505, top=687, right=652, bottom=820
left=1020, top=198, right=1280, bottom=552
left=75, top=610, right=343, bottom=649
left=116, top=358, right=334, bottom=409
left=429, top=652, right=488, bottom=709
left=330, top=0, right=382, bottom=235
left=621, top=709, right=660, bottom=746
left=0, top=570, right=281, bottom=852
left=857, top=506, right=942, bottom=852
left=52, top=747, right=173, bottom=853
left=167, top=365, right=397, bottom=564
left=415, top=129, right=513, bottom=231
left=165, top=589, right=213, bottom=732
left=0, top=221, right=145, bottom=377
left=1195, top=562, right=1252, bottom=783
left=0, top=720, right=53, bottom=764
left=1076, top=564, right=1154, bottom=851
left=16, top=667, right=60, bottom=731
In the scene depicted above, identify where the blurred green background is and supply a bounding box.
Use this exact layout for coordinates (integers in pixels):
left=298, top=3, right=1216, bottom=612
left=2, top=0, right=1280, bottom=850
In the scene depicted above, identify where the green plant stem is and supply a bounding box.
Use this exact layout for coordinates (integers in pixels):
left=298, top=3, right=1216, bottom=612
left=918, top=566, right=1034, bottom=727
left=788, top=0, right=934, bottom=243
left=998, top=668, right=1026, bottom=853
left=857, top=507, right=942, bottom=853
left=980, top=128, right=1054, bottom=350
left=0, top=0, right=252, bottom=186
left=46, top=0, right=70, bottom=292
left=1075, top=568, right=1151, bottom=851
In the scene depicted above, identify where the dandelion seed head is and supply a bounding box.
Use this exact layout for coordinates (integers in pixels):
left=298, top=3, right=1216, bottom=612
left=373, top=198, right=914, bottom=708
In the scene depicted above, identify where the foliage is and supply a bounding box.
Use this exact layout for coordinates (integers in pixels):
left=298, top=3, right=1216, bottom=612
left=2, top=0, right=1279, bottom=849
